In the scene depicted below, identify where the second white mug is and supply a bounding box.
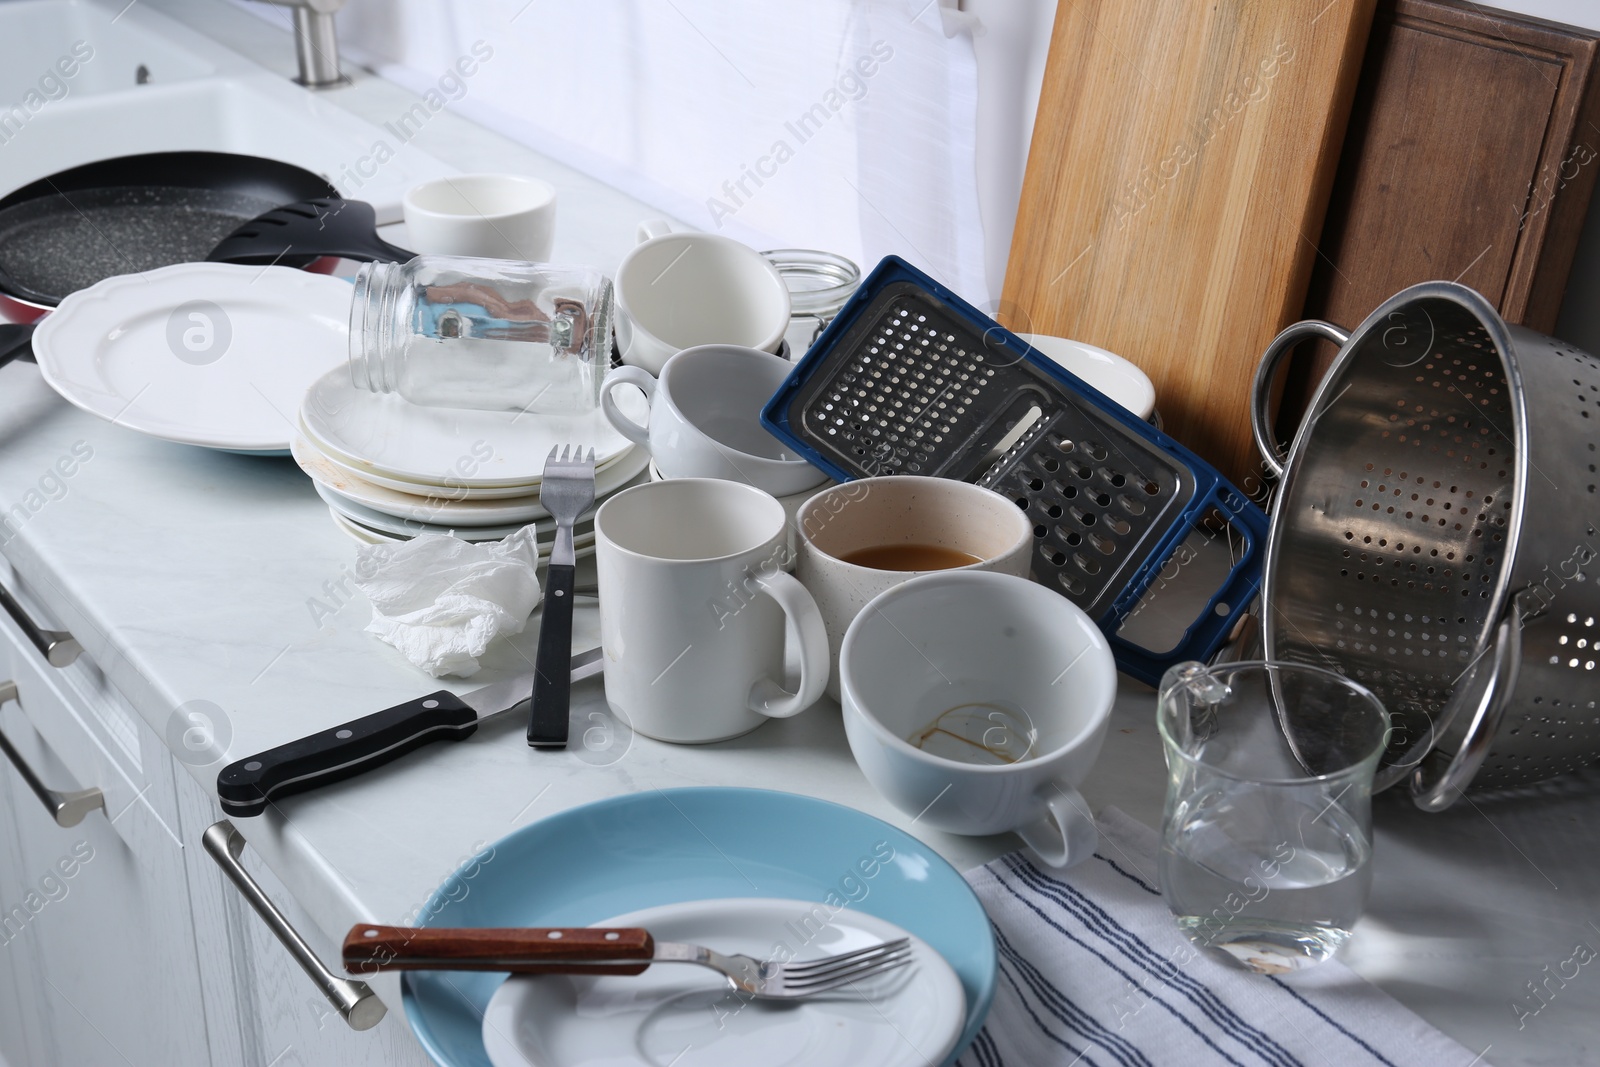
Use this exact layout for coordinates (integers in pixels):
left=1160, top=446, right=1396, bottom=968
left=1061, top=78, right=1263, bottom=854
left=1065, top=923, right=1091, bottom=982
left=595, top=478, right=829, bottom=743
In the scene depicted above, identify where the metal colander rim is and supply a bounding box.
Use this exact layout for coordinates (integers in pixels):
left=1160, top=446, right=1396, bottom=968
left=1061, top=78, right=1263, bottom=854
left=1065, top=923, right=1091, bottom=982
left=1258, top=281, right=1532, bottom=770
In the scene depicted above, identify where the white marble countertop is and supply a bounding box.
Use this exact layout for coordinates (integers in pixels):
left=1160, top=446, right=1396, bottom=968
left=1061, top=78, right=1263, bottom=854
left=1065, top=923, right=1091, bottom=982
left=0, top=3, right=1593, bottom=1065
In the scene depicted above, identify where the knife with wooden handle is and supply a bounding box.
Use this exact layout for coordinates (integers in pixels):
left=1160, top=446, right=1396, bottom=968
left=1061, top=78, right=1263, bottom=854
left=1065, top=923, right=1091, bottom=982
left=216, top=648, right=603, bottom=817
left=344, top=925, right=654, bottom=976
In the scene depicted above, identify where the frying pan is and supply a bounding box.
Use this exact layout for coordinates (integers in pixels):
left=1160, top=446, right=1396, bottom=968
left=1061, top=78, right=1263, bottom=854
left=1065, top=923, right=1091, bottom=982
left=0, top=151, right=339, bottom=367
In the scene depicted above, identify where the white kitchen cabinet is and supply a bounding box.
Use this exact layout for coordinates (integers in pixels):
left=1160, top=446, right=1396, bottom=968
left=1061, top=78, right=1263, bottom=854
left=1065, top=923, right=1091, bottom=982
left=0, top=589, right=212, bottom=1067
left=203, top=816, right=434, bottom=1067
left=0, top=738, right=51, bottom=1067
left=0, top=572, right=433, bottom=1067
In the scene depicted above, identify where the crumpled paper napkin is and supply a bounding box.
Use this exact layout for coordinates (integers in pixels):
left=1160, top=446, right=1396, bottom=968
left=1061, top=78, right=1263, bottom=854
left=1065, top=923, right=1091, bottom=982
left=352, top=528, right=542, bottom=677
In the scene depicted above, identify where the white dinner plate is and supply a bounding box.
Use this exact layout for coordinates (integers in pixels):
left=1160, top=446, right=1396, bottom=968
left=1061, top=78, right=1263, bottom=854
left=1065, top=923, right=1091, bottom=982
left=299, top=412, right=638, bottom=499
left=291, top=433, right=648, bottom=525
left=31, top=264, right=351, bottom=452
left=326, top=508, right=599, bottom=553
left=314, top=480, right=598, bottom=542
left=481, top=898, right=965, bottom=1067
left=300, top=366, right=648, bottom=487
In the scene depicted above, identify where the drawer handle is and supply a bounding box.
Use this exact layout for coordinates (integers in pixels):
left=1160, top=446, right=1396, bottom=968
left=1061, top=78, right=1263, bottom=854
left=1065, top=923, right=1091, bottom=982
left=202, top=820, right=388, bottom=1031
left=0, top=582, right=82, bottom=667
left=0, top=679, right=106, bottom=827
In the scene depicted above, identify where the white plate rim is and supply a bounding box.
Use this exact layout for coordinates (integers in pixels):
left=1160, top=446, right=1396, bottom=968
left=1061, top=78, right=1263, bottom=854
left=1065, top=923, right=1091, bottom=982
left=33, top=263, right=351, bottom=451
left=293, top=433, right=649, bottom=525
left=481, top=897, right=965, bottom=1067
left=298, top=410, right=635, bottom=497
left=299, top=366, right=648, bottom=487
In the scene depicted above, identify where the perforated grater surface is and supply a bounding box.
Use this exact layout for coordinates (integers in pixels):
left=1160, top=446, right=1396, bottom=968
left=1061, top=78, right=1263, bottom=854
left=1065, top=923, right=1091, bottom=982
left=762, top=256, right=1268, bottom=682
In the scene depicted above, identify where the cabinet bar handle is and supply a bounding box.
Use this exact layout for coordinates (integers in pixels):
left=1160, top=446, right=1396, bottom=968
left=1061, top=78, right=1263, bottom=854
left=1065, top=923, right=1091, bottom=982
left=0, top=582, right=81, bottom=667
left=202, top=820, right=387, bottom=1031
left=0, top=680, right=105, bottom=827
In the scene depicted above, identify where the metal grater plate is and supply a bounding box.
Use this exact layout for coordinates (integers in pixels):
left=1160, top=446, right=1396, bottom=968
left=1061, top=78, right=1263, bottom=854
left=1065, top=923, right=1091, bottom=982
left=765, top=256, right=1269, bottom=684
left=782, top=282, right=1196, bottom=619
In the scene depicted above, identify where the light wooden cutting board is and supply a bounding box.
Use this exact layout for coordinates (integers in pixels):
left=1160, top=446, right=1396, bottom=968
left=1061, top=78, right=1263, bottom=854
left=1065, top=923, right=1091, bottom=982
left=1002, top=0, right=1376, bottom=487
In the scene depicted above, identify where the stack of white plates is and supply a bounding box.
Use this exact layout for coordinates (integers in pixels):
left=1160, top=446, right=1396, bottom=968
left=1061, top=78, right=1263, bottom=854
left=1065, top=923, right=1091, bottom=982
left=293, top=366, right=651, bottom=553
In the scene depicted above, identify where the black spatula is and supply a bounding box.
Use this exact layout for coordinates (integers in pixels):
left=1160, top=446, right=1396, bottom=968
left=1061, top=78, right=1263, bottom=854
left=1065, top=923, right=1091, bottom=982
left=206, top=198, right=414, bottom=266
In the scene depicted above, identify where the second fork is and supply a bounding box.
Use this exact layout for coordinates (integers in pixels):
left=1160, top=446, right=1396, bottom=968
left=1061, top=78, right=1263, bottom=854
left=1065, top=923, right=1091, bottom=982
left=528, top=444, right=596, bottom=748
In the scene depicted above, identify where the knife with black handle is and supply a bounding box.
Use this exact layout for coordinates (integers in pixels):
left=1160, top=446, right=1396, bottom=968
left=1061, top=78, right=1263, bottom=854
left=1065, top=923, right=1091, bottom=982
left=217, top=649, right=603, bottom=817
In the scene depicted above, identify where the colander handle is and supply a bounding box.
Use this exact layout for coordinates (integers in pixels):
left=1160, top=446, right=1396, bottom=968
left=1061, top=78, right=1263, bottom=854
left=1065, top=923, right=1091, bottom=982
left=1250, top=320, right=1350, bottom=479
left=1408, top=591, right=1533, bottom=812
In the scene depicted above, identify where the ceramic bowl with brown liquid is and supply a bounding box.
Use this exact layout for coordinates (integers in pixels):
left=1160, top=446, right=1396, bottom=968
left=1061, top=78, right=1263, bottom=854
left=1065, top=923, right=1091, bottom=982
left=794, top=476, right=1035, bottom=701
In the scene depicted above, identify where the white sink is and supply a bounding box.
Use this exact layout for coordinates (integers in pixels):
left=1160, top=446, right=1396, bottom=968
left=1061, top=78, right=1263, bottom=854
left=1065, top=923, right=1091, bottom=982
left=0, top=0, right=454, bottom=222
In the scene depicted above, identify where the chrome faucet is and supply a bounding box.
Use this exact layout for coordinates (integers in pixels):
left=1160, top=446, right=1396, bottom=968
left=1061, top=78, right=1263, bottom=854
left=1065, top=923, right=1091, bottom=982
left=250, top=0, right=349, bottom=89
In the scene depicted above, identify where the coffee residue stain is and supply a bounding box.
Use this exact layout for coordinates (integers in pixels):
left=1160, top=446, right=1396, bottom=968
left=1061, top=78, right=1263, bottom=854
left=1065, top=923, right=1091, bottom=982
left=909, top=702, right=1037, bottom=765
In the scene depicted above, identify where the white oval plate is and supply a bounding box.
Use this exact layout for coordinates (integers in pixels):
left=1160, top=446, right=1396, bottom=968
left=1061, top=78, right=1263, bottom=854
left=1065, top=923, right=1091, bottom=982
left=482, top=898, right=964, bottom=1067
left=300, top=366, right=649, bottom=487
left=1015, top=333, right=1156, bottom=420
left=293, top=434, right=649, bottom=527
left=32, top=264, right=351, bottom=452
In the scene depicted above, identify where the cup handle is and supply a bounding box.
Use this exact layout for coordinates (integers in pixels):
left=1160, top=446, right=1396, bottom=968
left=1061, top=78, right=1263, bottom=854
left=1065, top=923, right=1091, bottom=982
left=600, top=365, right=656, bottom=448
left=636, top=218, right=675, bottom=243
left=1016, top=783, right=1098, bottom=869
left=746, top=571, right=829, bottom=718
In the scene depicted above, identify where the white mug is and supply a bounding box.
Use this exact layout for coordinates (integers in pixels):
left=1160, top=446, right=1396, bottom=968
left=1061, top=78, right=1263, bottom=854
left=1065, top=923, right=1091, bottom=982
left=600, top=344, right=826, bottom=497
left=595, top=478, right=829, bottom=743
left=403, top=174, right=557, bottom=261
left=840, top=570, right=1117, bottom=867
left=615, top=220, right=791, bottom=375
left=795, top=476, right=1035, bottom=700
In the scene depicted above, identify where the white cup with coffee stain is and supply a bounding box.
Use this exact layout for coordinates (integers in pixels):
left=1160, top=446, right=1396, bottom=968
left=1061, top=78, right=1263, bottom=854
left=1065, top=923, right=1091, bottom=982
left=794, top=476, right=1034, bottom=700
left=839, top=570, right=1116, bottom=868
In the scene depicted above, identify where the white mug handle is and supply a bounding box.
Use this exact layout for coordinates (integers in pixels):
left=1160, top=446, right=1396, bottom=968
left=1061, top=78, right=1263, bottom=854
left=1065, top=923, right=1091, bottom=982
left=1017, top=783, right=1098, bottom=868
left=600, top=365, right=656, bottom=448
left=746, top=570, right=829, bottom=718
left=636, top=218, right=675, bottom=243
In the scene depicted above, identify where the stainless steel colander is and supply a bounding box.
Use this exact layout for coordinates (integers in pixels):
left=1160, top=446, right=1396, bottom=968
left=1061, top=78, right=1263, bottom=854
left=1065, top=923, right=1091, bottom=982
left=1251, top=281, right=1600, bottom=811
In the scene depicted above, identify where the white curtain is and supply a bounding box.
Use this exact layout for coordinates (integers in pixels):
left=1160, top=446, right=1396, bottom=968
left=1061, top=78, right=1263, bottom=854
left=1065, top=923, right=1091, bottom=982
left=318, top=0, right=991, bottom=304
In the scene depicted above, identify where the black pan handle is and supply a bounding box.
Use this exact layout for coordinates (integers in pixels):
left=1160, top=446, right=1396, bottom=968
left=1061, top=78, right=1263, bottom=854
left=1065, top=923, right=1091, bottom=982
left=0, top=323, right=34, bottom=368
left=207, top=198, right=414, bottom=266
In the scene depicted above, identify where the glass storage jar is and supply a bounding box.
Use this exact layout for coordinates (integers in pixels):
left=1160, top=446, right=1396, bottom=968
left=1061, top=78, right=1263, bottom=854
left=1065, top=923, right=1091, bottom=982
left=761, top=249, right=860, bottom=358
left=349, top=256, right=613, bottom=414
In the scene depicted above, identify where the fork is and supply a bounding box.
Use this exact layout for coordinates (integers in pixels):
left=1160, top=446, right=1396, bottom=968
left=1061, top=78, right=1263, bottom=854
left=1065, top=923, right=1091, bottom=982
left=342, top=925, right=914, bottom=1000
left=527, top=444, right=596, bottom=748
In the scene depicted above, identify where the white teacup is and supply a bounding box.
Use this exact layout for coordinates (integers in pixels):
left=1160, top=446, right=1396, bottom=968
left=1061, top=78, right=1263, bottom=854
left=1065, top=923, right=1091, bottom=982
left=840, top=570, right=1117, bottom=867
left=403, top=174, right=557, bottom=261
left=795, top=477, right=1034, bottom=700
left=615, top=220, right=791, bottom=375
left=600, top=344, right=826, bottom=498
left=595, top=478, right=829, bottom=744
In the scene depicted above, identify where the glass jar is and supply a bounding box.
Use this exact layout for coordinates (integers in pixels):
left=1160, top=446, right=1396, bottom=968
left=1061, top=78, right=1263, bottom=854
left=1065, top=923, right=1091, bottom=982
left=349, top=256, right=613, bottom=414
left=761, top=249, right=860, bottom=358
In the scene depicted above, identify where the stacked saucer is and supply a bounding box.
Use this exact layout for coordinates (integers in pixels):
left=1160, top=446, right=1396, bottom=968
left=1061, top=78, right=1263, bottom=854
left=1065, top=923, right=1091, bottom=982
left=293, top=366, right=651, bottom=553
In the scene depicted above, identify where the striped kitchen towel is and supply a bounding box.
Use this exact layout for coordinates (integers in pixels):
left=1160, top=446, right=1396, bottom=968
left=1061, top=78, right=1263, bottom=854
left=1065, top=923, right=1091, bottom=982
left=957, top=807, right=1475, bottom=1067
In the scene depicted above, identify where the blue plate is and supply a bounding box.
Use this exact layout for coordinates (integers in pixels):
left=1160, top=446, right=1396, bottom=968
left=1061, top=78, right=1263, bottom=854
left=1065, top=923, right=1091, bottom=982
left=402, top=787, right=996, bottom=1066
